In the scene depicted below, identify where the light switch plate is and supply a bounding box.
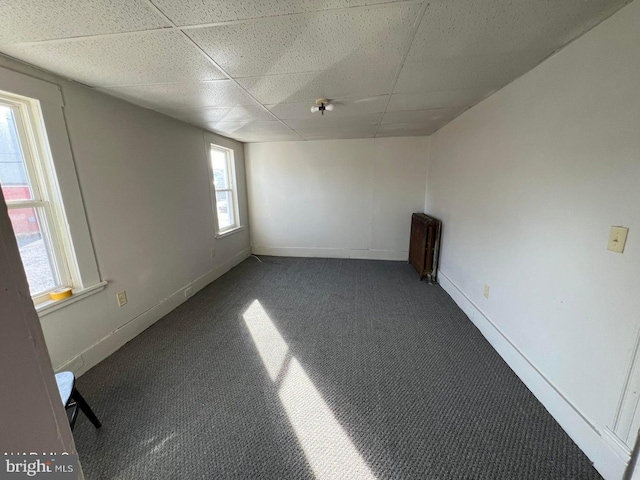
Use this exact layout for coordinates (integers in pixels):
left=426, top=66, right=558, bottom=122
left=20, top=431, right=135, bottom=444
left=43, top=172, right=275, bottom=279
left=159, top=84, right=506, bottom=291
left=607, top=226, right=628, bottom=254
left=483, top=284, right=490, bottom=298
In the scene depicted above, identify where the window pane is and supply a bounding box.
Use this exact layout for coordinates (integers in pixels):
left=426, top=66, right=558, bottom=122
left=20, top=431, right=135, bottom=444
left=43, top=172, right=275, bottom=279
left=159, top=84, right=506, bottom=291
left=211, top=149, right=230, bottom=190
left=0, top=105, right=33, bottom=201
left=9, top=207, right=58, bottom=295
left=216, top=190, right=235, bottom=230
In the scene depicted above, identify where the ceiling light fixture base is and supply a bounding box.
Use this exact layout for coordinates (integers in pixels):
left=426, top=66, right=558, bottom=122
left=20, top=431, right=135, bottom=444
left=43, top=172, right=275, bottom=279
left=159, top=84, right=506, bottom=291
left=311, top=98, right=334, bottom=115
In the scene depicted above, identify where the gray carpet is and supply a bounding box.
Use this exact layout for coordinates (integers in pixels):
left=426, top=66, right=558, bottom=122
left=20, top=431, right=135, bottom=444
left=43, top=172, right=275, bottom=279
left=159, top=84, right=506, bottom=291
left=73, top=257, right=601, bottom=479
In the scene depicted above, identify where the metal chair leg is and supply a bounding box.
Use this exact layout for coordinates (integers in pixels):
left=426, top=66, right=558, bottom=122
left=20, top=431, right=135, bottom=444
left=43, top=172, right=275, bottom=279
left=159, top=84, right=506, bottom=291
left=71, top=387, right=101, bottom=429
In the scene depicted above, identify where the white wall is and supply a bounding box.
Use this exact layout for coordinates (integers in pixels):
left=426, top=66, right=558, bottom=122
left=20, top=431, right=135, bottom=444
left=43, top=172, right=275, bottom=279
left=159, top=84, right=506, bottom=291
left=0, top=190, right=77, bottom=463
left=426, top=2, right=640, bottom=478
left=0, top=55, right=251, bottom=376
left=245, top=137, right=429, bottom=261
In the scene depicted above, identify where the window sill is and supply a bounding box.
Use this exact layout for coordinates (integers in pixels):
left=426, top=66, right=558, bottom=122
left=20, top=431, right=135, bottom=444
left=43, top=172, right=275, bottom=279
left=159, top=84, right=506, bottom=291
left=215, top=225, right=245, bottom=240
left=36, top=281, right=108, bottom=317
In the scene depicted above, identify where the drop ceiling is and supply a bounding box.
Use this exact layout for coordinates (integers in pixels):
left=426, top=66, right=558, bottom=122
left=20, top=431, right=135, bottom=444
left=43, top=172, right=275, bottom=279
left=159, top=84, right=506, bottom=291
left=0, top=0, right=630, bottom=143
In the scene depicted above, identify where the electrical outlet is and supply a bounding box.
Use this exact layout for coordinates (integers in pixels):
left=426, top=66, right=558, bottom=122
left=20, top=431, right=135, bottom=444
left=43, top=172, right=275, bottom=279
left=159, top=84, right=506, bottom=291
left=117, top=291, right=127, bottom=307
left=211, top=248, right=216, bottom=258
left=607, top=226, right=628, bottom=254
left=483, top=284, right=490, bottom=299
left=185, top=286, right=193, bottom=298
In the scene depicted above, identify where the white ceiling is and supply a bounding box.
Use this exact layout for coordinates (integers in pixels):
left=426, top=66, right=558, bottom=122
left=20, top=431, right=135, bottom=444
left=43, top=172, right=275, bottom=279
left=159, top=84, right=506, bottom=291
left=0, top=0, right=630, bottom=143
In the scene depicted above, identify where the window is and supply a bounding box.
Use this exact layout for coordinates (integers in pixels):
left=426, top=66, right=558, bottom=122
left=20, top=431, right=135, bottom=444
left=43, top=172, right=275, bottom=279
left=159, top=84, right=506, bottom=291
left=0, top=67, right=103, bottom=314
left=210, top=144, right=240, bottom=234
left=0, top=92, right=71, bottom=302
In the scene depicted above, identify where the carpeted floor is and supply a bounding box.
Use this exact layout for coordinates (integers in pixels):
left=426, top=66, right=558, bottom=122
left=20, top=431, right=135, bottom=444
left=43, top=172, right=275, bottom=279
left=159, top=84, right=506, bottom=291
left=73, top=256, right=601, bottom=479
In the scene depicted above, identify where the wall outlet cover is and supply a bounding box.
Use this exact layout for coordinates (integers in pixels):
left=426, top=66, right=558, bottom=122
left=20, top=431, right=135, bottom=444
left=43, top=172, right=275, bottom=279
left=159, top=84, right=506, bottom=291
left=117, top=291, right=127, bottom=307
left=483, top=284, right=490, bottom=299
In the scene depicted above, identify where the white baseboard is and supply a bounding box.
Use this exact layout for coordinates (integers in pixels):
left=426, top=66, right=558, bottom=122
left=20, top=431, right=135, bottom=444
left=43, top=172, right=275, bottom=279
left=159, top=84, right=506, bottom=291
left=56, top=248, right=251, bottom=377
left=251, top=245, right=407, bottom=261
left=603, top=427, right=632, bottom=461
left=438, top=270, right=629, bottom=480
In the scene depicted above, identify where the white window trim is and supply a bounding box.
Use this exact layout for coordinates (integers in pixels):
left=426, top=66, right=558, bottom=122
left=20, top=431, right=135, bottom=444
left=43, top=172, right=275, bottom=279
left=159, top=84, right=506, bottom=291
left=215, top=225, right=245, bottom=240
left=35, top=281, right=107, bottom=316
left=0, top=66, right=103, bottom=315
left=208, top=143, right=241, bottom=236
left=2, top=94, right=72, bottom=302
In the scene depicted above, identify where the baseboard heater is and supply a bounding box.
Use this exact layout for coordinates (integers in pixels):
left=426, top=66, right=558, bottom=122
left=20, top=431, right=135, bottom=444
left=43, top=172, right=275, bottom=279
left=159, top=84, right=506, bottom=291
left=409, top=213, right=442, bottom=283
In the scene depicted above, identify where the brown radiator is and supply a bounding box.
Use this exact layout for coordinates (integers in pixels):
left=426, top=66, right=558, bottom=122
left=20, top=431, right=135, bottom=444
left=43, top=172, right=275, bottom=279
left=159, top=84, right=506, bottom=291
left=408, top=213, right=442, bottom=283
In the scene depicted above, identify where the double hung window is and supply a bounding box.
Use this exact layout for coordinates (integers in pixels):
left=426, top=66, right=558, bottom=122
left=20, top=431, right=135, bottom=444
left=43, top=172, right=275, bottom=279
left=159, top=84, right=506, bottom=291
left=0, top=67, right=102, bottom=313
left=210, top=144, right=239, bottom=234
left=0, top=92, right=71, bottom=302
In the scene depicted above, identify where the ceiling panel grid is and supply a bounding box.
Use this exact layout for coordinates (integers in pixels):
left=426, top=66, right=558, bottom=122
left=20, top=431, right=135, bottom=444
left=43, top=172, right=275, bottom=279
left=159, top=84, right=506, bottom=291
left=0, top=0, right=630, bottom=142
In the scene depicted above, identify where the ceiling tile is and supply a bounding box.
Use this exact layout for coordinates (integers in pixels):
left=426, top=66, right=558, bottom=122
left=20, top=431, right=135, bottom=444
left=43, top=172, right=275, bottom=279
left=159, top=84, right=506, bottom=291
left=407, top=0, right=630, bottom=62
left=382, top=108, right=465, bottom=125
left=284, top=114, right=382, bottom=130
left=297, top=127, right=377, bottom=140
left=186, top=4, right=418, bottom=78
left=376, top=129, right=436, bottom=138
left=104, top=80, right=257, bottom=110
left=153, top=0, right=412, bottom=26
left=235, top=132, right=302, bottom=143
left=159, top=107, right=232, bottom=124
left=295, top=124, right=379, bottom=140
left=163, top=104, right=275, bottom=124
left=266, top=96, right=388, bottom=119
left=0, top=0, right=628, bottom=143
left=387, top=89, right=493, bottom=111
left=208, top=121, right=293, bottom=135
left=0, top=30, right=226, bottom=87
left=237, top=64, right=396, bottom=105
left=219, top=105, right=276, bottom=122
left=394, top=51, right=548, bottom=93
left=377, top=121, right=444, bottom=137
left=0, top=0, right=168, bottom=45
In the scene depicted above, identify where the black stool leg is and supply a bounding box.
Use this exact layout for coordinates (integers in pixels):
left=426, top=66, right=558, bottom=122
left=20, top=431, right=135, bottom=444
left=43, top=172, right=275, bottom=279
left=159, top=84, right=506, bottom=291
left=67, top=401, right=79, bottom=430
left=71, top=387, right=101, bottom=429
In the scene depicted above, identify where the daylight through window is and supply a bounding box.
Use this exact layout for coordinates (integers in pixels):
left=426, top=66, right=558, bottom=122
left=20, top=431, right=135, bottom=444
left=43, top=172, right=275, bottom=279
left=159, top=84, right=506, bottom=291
left=0, top=92, right=70, bottom=301
left=210, top=144, right=239, bottom=233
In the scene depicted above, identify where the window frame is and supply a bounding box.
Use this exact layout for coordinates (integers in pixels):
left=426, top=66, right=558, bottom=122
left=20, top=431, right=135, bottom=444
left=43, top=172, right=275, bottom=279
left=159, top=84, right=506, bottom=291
left=1, top=94, right=73, bottom=302
left=0, top=66, right=104, bottom=314
left=209, top=143, right=241, bottom=236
